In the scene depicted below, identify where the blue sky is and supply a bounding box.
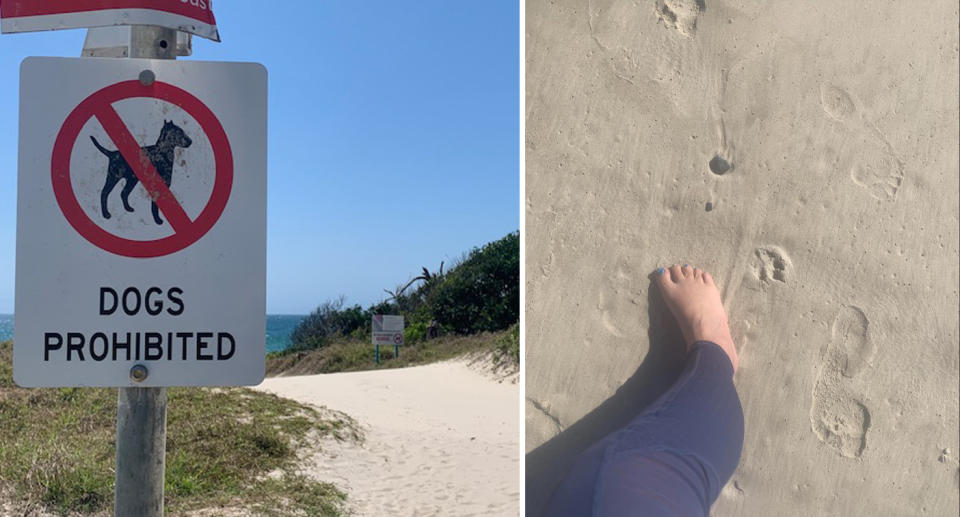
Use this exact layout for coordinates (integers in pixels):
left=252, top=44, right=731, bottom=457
left=0, top=1, right=519, bottom=314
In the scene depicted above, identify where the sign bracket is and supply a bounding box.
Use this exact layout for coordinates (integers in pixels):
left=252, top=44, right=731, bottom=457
left=82, top=26, right=192, bottom=58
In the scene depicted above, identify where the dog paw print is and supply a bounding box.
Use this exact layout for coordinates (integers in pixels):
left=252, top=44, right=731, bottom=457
left=752, top=246, right=792, bottom=285
left=655, top=0, right=705, bottom=37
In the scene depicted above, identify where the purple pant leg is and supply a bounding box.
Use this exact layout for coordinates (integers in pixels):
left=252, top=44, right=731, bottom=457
left=545, top=341, right=744, bottom=516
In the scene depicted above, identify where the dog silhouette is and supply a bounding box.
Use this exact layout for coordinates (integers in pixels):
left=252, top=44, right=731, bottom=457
left=91, top=120, right=192, bottom=225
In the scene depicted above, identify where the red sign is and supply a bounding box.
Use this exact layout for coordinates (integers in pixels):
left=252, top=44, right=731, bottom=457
left=51, top=79, right=233, bottom=258
left=1, top=0, right=219, bottom=41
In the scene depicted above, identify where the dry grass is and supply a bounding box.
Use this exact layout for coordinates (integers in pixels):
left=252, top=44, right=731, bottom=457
left=0, top=340, right=361, bottom=516
left=266, top=326, right=519, bottom=377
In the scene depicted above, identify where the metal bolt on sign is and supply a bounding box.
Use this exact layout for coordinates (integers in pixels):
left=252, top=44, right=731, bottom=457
left=138, top=69, right=155, bottom=86
left=129, top=364, right=149, bottom=382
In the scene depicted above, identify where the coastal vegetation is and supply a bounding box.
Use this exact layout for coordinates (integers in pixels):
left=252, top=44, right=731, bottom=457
left=0, top=340, right=361, bottom=516
left=275, top=231, right=520, bottom=373
left=268, top=324, right=518, bottom=376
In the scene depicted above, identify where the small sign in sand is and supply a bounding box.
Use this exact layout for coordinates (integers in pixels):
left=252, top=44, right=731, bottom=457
left=372, top=314, right=404, bottom=346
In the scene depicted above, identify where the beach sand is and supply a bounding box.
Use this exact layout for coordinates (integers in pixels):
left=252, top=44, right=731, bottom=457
left=255, top=359, right=520, bottom=516
left=525, top=0, right=959, bottom=515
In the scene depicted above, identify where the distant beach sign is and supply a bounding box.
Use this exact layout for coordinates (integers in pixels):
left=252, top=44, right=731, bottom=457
left=14, top=57, right=266, bottom=388
left=0, top=0, right=221, bottom=41
left=372, top=315, right=404, bottom=346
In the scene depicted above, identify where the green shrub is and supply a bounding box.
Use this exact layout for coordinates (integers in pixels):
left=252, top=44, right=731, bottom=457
left=404, top=321, right=427, bottom=344
left=428, top=232, right=519, bottom=334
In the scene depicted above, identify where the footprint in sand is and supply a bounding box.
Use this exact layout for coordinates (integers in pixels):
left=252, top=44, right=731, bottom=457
left=655, top=0, right=705, bottom=37
left=830, top=306, right=875, bottom=378
left=849, top=139, right=904, bottom=201
left=819, top=84, right=857, bottom=123
left=809, top=306, right=875, bottom=458
left=818, top=84, right=905, bottom=200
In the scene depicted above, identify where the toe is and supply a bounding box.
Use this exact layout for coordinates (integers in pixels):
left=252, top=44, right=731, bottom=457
left=669, top=264, right=683, bottom=281
left=655, top=266, right=672, bottom=287
left=703, top=271, right=714, bottom=285
left=681, top=264, right=694, bottom=278
left=693, top=267, right=703, bottom=280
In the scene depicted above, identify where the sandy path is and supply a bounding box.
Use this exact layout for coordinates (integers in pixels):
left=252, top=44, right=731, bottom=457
left=255, top=360, right=519, bottom=516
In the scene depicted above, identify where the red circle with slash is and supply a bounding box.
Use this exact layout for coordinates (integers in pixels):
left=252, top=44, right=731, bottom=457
left=51, top=79, right=233, bottom=258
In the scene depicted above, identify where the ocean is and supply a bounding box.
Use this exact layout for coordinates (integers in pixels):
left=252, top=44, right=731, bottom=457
left=265, top=314, right=304, bottom=353
left=0, top=315, right=11, bottom=344
left=0, top=314, right=303, bottom=354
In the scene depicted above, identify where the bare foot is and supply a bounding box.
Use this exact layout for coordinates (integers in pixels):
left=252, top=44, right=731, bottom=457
left=655, top=264, right=738, bottom=373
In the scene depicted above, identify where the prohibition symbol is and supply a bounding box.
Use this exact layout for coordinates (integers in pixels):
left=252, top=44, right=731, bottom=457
left=393, top=333, right=403, bottom=345
left=51, top=79, right=233, bottom=258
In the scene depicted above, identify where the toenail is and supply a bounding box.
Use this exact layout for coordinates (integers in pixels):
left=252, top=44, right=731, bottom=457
left=658, top=267, right=665, bottom=275
left=684, top=264, right=689, bottom=267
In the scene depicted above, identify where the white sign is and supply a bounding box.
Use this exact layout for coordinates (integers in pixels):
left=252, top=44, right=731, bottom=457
left=0, top=0, right=220, bottom=41
left=372, top=315, right=404, bottom=346
left=14, top=57, right=266, bottom=387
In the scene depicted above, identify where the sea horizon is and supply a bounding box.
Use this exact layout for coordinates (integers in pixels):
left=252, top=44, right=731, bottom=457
left=0, top=313, right=303, bottom=354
